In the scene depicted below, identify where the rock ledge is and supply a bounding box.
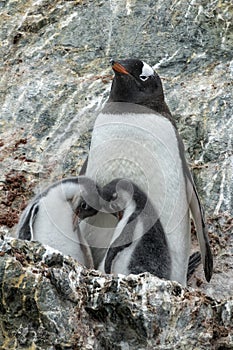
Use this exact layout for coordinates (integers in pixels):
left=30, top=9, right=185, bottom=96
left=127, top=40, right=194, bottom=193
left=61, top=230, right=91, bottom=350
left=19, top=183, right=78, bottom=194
left=0, top=237, right=232, bottom=349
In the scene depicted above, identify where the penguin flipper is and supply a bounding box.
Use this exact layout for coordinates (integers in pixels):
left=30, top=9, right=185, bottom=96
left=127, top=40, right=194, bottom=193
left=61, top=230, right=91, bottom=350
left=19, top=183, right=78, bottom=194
left=17, top=201, right=39, bottom=241
left=186, top=176, right=213, bottom=282
left=79, top=157, right=88, bottom=175
left=174, top=131, right=213, bottom=282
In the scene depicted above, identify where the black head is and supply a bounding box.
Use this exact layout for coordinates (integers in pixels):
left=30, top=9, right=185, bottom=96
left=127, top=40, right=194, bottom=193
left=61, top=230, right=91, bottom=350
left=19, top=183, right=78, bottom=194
left=100, top=178, right=148, bottom=220
left=71, top=176, right=101, bottom=221
left=74, top=199, right=98, bottom=220
left=108, top=59, right=171, bottom=116
left=99, top=179, right=129, bottom=219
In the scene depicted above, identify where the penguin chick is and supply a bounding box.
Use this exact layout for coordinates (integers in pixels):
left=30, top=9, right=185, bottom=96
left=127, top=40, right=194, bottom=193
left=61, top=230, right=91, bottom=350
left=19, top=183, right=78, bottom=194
left=97, top=178, right=172, bottom=279
left=17, top=176, right=99, bottom=268
left=76, top=186, right=202, bottom=282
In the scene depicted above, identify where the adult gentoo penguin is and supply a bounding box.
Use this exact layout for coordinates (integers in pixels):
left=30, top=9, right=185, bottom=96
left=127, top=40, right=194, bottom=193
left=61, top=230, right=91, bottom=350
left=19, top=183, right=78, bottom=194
left=17, top=176, right=99, bottom=267
left=97, top=178, right=171, bottom=279
left=84, top=58, right=213, bottom=286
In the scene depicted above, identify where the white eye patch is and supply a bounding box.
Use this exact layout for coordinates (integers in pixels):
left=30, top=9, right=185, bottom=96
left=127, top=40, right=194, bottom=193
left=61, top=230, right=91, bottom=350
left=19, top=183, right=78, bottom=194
left=140, top=62, right=154, bottom=81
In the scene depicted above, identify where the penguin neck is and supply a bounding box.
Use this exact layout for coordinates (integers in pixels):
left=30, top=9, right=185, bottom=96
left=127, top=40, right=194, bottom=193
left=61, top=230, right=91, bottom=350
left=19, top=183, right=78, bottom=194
left=110, top=199, right=136, bottom=246
left=106, top=97, right=177, bottom=128
left=127, top=200, right=143, bottom=224
left=104, top=199, right=137, bottom=274
left=128, top=188, right=148, bottom=221
left=144, top=100, right=175, bottom=123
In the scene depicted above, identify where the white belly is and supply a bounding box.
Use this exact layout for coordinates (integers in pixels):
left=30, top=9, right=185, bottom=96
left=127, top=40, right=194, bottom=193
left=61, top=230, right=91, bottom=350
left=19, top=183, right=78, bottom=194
left=33, top=191, right=87, bottom=265
left=86, top=106, right=190, bottom=285
left=79, top=212, right=118, bottom=267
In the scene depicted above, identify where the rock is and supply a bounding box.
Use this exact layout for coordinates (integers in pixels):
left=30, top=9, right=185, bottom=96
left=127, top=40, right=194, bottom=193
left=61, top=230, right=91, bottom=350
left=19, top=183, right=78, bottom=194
left=0, top=237, right=232, bottom=350
left=0, top=0, right=232, bottom=215
left=0, top=0, right=232, bottom=348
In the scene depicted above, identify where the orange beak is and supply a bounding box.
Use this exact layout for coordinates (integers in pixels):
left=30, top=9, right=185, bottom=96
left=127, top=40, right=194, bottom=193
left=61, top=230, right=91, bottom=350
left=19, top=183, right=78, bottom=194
left=112, top=62, right=129, bottom=75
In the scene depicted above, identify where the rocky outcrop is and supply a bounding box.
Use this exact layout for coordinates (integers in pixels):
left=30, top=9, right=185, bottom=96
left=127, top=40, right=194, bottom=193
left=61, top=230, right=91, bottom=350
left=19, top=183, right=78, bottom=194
left=0, top=237, right=232, bottom=350
left=0, top=0, right=232, bottom=348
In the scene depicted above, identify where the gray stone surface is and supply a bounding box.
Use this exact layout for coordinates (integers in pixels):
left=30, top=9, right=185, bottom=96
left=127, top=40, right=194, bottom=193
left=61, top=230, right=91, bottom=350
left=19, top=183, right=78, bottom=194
left=0, top=0, right=232, bottom=213
left=0, top=237, right=232, bottom=350
left=0, top=0, right=232, bottom=348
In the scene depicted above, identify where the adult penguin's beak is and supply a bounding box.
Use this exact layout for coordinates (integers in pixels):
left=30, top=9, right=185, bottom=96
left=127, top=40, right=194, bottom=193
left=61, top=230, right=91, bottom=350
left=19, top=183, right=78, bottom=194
left=110, top=59, right=129, bottom=75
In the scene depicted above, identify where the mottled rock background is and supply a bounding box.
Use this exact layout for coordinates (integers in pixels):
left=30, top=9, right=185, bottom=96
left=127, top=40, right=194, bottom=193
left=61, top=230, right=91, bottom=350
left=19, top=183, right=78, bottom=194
left=0, top=237, right=232, bottom=350
left=0, top=0, right=232, bottom=349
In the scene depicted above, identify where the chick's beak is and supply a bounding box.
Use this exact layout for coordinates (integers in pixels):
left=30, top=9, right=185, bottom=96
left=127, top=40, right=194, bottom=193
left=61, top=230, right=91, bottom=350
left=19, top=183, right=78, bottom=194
left=111, top=60, right=129, bottom=75
left=73, top=210, right=80, bottom=230
left=117, top=211, right=123, bottom=221
left=111, top=210, right=123, bottom=221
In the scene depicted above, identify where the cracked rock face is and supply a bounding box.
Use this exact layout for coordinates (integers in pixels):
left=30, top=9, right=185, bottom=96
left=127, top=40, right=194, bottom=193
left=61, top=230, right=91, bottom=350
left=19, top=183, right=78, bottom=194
left=0, top=0, right=232, bottom=348
left=0, top=237, right=232, bottom=350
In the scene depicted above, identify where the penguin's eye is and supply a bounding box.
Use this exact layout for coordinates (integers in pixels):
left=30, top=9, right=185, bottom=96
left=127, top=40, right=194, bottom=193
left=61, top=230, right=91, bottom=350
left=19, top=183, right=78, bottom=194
left=139, top=75, right=149, bottom=81
left=80, top=201, right=89, bottom=210
left=109, top=201, right=120, bottom=212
